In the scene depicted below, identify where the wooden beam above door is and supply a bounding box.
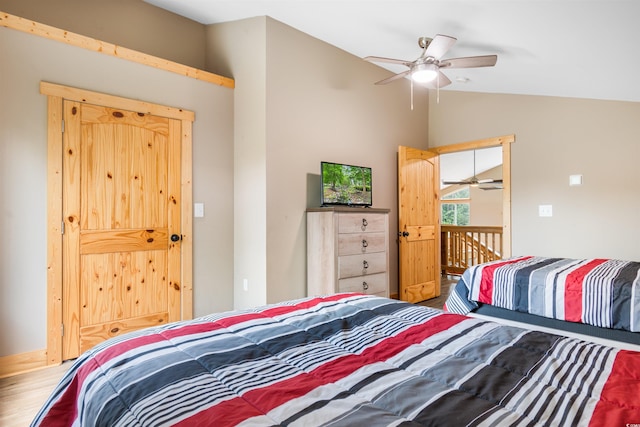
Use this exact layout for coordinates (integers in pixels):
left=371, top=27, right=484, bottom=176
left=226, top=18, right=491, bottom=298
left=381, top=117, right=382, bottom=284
left=429, top=134, right=515, bottom=154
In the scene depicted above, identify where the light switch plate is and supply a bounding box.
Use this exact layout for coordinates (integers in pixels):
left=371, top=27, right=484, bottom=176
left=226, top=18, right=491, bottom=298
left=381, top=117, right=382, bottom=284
left=538, top=204, right=553, bottom=217
left=569, top=174, right=583, bottom=186
left=194, top=202, right=204, bottom=218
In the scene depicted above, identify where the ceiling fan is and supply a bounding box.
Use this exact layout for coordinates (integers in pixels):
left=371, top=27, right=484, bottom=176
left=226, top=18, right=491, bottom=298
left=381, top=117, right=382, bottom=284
left=442, top=150, right=503, bottom=190
left=364, top=34, right=498, bottom=88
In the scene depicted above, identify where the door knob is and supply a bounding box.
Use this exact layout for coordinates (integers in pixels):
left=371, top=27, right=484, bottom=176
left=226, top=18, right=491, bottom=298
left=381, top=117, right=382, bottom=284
left=170, top=234, right=181, bottom=242
left=398, top=231, right=409, bottom=237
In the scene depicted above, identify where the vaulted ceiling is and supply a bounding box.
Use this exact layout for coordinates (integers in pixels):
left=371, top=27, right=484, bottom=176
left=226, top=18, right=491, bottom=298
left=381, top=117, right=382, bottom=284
left=145, top=0, right=640, bottom=103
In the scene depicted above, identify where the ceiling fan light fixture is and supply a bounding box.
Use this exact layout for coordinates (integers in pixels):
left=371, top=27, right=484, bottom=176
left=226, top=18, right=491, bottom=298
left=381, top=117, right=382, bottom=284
left=411, top=63, right=437, bottom=83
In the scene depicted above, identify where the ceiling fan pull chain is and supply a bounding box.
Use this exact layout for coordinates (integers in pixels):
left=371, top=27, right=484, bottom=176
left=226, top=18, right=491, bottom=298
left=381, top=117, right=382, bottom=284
left=410, top=77, right=414, bottom=110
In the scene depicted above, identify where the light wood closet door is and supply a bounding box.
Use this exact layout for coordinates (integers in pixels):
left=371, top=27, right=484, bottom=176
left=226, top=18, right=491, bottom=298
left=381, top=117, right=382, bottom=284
left=62, top=101, right=182, bottom=359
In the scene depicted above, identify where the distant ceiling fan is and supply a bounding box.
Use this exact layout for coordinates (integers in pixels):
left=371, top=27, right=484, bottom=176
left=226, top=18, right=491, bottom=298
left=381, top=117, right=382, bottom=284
left=442, top=150, right=503, bottom=190
left=364, top=34, right=498, bottom=88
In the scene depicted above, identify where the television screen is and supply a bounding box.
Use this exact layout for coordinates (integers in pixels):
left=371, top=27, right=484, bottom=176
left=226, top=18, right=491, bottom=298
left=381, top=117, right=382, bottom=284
left=321, top=161, right=372, bottom=207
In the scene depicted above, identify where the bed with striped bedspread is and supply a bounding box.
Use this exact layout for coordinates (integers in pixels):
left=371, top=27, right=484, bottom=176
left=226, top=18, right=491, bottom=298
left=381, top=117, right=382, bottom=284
left=445, top=256, right=640, bottom=333
left=33, top=293, right=639, bottom=426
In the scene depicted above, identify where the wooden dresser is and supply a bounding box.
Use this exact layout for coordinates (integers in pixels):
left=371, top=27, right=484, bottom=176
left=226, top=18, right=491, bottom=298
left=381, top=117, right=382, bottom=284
left=306, top=207, right=390, bottom=298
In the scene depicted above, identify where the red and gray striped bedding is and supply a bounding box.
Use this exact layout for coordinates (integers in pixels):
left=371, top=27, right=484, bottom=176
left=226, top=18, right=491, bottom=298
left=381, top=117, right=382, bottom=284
left=445, top=256, right=640, bottom=333
left=32, top=293, right=640, bottom=426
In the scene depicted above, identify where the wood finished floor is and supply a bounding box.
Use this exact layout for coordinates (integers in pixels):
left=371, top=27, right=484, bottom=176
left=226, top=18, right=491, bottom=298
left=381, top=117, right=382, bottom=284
left=0, top=361, right=72, bottom=427
left=417, top=275, right=458, bottom=310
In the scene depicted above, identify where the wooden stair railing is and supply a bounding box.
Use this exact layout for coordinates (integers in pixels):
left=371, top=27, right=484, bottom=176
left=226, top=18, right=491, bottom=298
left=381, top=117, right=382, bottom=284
left=441, top=225, right=503, bottom=275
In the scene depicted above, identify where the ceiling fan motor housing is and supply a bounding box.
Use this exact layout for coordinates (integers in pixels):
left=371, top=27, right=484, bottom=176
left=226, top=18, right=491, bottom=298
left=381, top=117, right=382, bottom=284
left=418, top=36, right=433, bottom=49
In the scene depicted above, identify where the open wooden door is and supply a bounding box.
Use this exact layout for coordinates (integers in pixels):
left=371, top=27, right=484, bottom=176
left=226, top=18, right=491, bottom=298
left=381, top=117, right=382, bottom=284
left=397, top=146, right=440, bottom=303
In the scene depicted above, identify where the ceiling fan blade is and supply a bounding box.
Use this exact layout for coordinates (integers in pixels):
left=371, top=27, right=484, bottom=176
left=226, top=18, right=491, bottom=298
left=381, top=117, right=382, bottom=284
left=364, top=56, right=412, bottom=66
left=421, top=70, right=452, bottom=89
left=440, top=55, right=498, bottom=69
left=442, top=180, right=470, bottom=185
left=437, top=70, right=452, bottom=87
left=477, top=178, right=503, bottom=184
left=374, top=69, right=412, bottom=85
left=425, top=34, right=457, bottom=59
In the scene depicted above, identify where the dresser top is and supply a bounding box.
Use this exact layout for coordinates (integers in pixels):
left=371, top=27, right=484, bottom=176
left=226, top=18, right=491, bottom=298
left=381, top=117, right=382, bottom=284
left=307, top=206, right=390, bottom=214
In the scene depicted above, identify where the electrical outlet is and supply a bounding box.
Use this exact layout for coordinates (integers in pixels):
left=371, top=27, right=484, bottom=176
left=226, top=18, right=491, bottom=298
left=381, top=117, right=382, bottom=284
left=538, top=205, right=553, bottom=217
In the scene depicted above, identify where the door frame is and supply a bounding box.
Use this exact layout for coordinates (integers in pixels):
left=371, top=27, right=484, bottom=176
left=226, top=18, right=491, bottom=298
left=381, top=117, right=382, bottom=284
left=42, top=82, right=195, bottom=365
left=429, top=134, right=515, bottom=258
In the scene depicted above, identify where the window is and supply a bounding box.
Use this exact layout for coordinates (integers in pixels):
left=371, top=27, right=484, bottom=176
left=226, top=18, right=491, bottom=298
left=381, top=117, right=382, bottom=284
left=441, top=187, right=470, bottom=225
left=442, top=187, right=469, bottom=200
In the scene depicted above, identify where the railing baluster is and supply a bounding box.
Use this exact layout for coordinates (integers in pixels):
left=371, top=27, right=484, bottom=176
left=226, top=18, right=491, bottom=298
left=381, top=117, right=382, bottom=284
left=440, top=225, right=503, bottom=275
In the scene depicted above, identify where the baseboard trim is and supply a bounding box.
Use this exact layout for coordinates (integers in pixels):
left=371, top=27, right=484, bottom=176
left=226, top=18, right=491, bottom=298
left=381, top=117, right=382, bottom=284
left=0, top=349, right=51, bottom=378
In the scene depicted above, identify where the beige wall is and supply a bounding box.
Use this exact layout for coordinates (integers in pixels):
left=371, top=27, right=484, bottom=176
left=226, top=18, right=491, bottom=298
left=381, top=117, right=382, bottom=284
left=429, top=91, right=640, bottom=260
left=265, top=19, right=430, bottom=304
left=0, top=25, right=234, bottom=357
left=0, top=0, right=206, bottom=69
left=206, top=18, right=268, bottom=310
left=7, top=2, right=638, bottom=361
left=207, top=17, right=430, bottom=308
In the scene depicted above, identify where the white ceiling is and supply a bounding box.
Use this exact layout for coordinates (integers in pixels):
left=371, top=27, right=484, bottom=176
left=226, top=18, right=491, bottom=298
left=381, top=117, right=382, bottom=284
left=145, top=0, right=640, bottom=103
left=440, top=147, right=502, bottom=187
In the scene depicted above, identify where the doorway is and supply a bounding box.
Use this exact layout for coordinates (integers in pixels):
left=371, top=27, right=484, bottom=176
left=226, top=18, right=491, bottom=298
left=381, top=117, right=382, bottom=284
left=440, top=147, right=504, bottom=274
left=412, top=135, right=515, bottom=304
left=430, top=135, right=514, bottom=259
left=42, top=82, right=195, bottom=364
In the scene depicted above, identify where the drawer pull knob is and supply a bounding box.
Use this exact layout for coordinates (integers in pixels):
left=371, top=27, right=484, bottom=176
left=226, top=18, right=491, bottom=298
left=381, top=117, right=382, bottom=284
left=362, top=281, right=369, bottom=290
left=362, top=239, right=368, bottom=248
left=361, top=218, right=368, bottom=229
left=363, top=260, right=369, bottom=269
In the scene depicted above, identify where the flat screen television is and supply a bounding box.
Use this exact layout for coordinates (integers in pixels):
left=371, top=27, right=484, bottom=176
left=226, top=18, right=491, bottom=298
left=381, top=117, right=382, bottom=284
left=321, top=161, right=372, bottom=207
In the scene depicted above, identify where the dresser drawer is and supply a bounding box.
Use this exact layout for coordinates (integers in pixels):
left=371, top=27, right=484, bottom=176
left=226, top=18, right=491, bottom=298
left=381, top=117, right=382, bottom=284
left=338, top=273, right=387, bottom=295
left=337, top=213, right=386, bottom=234
left=338, top=252, right=386, bottom=279
left=307, top=208, right=389, bottom=299
left=338, top=232, right=386, bottom=256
